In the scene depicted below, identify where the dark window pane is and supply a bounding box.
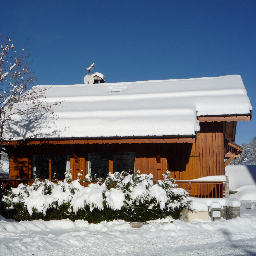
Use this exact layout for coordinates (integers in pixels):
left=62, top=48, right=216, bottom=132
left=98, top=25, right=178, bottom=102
left=32, top=155, right=49, bottom=179
left=113, top=152, right=135, bottom=174
left=52, top=155, right=67, bottom=180
left=88, top=153, right=109, bottom=179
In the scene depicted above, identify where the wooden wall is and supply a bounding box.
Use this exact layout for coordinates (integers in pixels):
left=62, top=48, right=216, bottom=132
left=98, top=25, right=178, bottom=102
left=197, top=122, right=225, bottom=177
left=43, top=136, right=222, bottom=181
left=6, top=121, right=228, bottom=182
left=196, top=132, right=225, bottom=177
left=169, top=143, right=200, bottom=180
left=9, top=155, right=31, bottom=179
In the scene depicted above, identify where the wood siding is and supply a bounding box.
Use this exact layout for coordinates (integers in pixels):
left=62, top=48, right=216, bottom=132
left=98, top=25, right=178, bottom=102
left=9, top=155, right=30, bottom=179
left=5, top=121, right=233, bottom=198
left=6, top=131, right=225, bottom=181
left=196, top=132, right=225, bottom=177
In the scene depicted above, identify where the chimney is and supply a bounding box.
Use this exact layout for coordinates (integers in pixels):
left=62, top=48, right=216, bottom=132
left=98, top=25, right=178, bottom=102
left=84, top=63, right=105, bottom=84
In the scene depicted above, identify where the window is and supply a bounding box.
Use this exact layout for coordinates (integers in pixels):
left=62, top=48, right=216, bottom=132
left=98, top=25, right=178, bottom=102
left=88, top=153, right=109, bottom=179
left=32, top=155, right=49, bottom=179
left=32, top=155, right=70, bottom=180
left=113, top=152, right=135, bottom=174
left=87, top=152, right=135, bottom=179
left=52, top=155, right=68, bottom=180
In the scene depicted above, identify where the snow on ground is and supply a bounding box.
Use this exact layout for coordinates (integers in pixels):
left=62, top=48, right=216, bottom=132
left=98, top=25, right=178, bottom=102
left=1, top=165, right=256, bottom=255
left=1, top=201, right=256, bottom=256
left=226, top=165, right=256, bottom=200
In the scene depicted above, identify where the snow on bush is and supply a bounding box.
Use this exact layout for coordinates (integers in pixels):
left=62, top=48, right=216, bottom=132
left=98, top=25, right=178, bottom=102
left=3, top=171, right=188, bottom=222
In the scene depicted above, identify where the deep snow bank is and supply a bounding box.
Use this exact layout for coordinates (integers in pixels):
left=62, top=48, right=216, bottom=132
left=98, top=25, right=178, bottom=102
left=226, top=165, right=256, bottom=200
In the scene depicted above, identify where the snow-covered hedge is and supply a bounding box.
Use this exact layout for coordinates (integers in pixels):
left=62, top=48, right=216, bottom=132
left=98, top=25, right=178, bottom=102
left=3, top=171, right=188, bottom=222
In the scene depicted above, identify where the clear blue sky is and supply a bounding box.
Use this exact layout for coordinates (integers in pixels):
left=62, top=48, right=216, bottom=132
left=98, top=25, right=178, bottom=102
left=1, top=0, right=255, bottom=145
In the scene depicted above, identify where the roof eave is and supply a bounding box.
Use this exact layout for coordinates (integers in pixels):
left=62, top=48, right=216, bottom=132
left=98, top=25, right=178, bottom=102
left=2, top=135, right=196, bottom=146
left=199, top=112, right=252, bottom=122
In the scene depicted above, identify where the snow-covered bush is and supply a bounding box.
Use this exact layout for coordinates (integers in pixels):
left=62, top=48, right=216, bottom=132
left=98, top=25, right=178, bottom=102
left=3, top=171, right=188, bottom=222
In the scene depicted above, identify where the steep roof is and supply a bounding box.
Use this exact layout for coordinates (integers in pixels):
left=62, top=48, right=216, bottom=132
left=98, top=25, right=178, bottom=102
left=8, top=75, right=253, bottom=139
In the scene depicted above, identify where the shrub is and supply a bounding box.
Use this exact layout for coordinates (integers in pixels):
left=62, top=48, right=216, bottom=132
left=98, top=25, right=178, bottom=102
left=3, top=171, right=188, bottom=222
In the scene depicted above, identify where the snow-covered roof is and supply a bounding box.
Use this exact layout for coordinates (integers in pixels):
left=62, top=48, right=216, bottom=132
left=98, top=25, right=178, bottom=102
left=15, top=75, right=253, bottom=139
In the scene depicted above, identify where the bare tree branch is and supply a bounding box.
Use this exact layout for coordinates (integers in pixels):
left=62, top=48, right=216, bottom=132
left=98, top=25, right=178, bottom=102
left=0, top=34, right=60, bottom=161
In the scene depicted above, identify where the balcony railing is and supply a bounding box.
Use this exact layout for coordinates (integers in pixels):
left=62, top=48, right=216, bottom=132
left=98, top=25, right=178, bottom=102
left=176, top=180, right=226, bottom=198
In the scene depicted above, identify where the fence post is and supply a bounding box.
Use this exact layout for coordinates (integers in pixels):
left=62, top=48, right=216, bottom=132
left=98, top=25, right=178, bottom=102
left=222, top=182, right=225, bottom=198
left=189, top=181, right=192, bottom=196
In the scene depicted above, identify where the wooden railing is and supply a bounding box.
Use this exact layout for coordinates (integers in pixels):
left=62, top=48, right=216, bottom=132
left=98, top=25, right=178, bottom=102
left=176, top=180, right=226, bottom=198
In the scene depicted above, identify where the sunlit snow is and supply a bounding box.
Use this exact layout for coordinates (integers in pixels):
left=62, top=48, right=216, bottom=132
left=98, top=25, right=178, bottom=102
left=1, top=166, right=256, bottom=255
left=6, top=75, right=252, bottom=140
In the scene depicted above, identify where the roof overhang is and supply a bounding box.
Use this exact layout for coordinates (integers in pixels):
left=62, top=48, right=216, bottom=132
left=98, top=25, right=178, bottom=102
left=199, top=111, right=252, bottom=122
left=2, top=135, right=196, bottom=146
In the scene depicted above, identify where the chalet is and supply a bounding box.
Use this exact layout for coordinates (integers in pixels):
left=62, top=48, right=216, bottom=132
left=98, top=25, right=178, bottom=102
left=1, top=74, right=252, bottom=198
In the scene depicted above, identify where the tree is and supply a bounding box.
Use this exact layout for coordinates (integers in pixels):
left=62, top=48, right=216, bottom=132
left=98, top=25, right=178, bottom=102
left=0, top=34, right=57, bottom=164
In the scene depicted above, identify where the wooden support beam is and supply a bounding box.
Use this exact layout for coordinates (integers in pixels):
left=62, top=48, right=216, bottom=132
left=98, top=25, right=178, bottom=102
left=49, top=158, right=52, bottom=180
left=225, top=153, right=241, bottom=158
left=224, top=157, right=236, bottom=167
